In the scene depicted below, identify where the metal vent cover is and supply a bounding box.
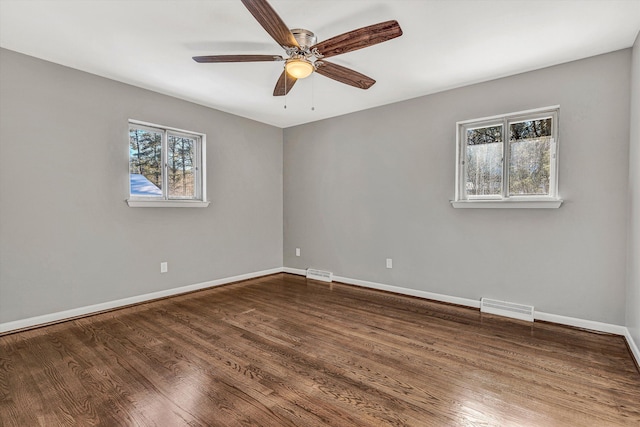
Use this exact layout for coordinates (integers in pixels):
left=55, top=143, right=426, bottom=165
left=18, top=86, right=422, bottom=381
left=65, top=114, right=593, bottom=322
left=306, top=268, right=333, bottom=283
left=481, top=298, right=534, bottom=322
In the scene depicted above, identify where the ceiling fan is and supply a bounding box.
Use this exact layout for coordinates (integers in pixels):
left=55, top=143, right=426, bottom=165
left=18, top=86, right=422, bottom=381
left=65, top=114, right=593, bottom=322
left=193, top=0, right=403, bottom=96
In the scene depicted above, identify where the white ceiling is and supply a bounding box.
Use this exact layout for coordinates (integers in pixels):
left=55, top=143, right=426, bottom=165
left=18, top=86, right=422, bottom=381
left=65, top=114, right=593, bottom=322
left=1, top=0, right=639, bottom=128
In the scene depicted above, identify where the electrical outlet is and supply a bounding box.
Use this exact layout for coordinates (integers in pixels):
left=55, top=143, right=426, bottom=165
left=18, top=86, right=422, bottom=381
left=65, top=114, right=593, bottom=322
left=296, top=248, right=301, bottom=257
left=160, top=262, right=168, bottom=273
left=386, top=258, right=392, bottom=269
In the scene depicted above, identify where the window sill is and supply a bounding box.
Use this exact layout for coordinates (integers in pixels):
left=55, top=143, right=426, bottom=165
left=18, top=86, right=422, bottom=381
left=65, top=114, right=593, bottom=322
left=126, top=199, right=210, bottom=208
left=450, top=199, right=563, bottom=209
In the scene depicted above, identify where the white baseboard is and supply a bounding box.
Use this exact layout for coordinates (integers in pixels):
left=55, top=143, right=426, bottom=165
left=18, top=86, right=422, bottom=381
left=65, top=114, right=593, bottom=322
left=624, top=328, right=640, bottom=368
left=284, top=267, right=480, bottom=308
left=333, top=274, right=481, bottom=309
left=0, top=267, right=284, bottom=334
left=283, top=268, right=631, bottom=333
left=533, top=311, right=627, bottom=335
left=332, top=276, right=629, bottom=338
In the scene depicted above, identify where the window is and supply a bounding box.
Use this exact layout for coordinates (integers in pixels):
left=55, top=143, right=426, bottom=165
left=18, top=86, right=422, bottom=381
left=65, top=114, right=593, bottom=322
left=453, top=107, right=562, bottom=208
left=127, top=120, right=209, bottom=207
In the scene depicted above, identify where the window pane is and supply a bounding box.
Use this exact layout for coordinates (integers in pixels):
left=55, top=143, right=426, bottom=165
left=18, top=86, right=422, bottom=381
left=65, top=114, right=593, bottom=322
left=168, top=134, right=196, bottom=199
left=465, top=125, right=503, bottom=196
left=509, top=118, right=552, bottom=196
left=129, top=128, right=162, bottom=197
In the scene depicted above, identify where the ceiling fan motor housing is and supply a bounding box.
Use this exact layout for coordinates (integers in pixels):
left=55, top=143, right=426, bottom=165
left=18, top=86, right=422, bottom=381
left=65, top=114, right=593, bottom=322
left=290, top=29, right=317, bottom=50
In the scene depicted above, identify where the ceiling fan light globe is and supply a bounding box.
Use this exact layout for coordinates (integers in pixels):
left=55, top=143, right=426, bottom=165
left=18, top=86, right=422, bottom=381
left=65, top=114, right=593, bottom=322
left=285, top=59, right=314, bottom=79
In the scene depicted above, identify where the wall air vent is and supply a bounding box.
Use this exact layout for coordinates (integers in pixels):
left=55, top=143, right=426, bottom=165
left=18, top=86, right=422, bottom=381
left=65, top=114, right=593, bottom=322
left=306, top=268, right=333, bottom=283
left=480, top=298, right=534, bottom=322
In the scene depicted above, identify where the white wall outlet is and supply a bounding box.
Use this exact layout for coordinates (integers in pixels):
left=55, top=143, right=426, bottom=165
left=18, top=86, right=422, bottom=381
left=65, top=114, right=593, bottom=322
left=386, top=258, right=393, bottom=269
left=160, top=262, right=168, bottom=273
left=296, top=248, right=301, bottom=257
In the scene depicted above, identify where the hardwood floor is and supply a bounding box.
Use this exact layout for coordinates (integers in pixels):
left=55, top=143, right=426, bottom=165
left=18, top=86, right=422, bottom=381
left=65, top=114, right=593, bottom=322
left=1, top=273, right=639, bottom=426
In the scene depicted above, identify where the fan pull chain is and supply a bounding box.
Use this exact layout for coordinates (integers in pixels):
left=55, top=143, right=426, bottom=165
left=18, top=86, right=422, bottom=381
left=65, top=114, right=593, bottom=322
left=284, top=70, right=287, bottom=109
left=311, top=72, right=315, bottom=111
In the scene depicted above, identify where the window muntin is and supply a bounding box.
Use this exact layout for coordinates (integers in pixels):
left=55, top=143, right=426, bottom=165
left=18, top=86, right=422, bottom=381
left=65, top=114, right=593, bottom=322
left=128, top=121, right=205, bottom=203
left=456, top=107, right=558, bottom=202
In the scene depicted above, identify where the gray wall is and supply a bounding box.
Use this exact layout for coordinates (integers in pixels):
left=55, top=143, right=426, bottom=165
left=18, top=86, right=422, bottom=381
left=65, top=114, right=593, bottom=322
left=284, top=50, right=631, bottom=325
left=628, top=34, right=640, bottom=344
left=0, top=49, right=283, bottom=323
left=1, top=45, right=635, bottom=329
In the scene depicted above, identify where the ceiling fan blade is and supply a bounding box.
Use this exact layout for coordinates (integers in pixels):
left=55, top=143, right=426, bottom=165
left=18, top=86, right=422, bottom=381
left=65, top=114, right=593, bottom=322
left=193, top=54, right=283, bottom=63
left=273, top=70, right=297, bottom=96
left=241, top=0, right=299, bottom=49
left=315, top=61, right=376, bottom=90
left=311, top=20, right=402, bottom=59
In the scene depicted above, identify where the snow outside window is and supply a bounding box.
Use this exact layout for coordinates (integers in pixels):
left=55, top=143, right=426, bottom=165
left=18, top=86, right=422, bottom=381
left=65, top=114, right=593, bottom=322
left=127, top=120, right=208, bottom=208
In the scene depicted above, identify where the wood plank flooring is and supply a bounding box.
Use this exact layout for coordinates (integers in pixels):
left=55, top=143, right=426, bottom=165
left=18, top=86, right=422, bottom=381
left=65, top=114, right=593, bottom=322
left=1, top=273, right=639, bottom=426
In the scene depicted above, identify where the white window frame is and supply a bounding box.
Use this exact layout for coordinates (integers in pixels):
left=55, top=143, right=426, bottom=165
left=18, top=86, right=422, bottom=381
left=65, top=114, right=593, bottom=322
left=452, top=106, right=562, bottom=209
left=126, top=119, right=209, bottom=208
